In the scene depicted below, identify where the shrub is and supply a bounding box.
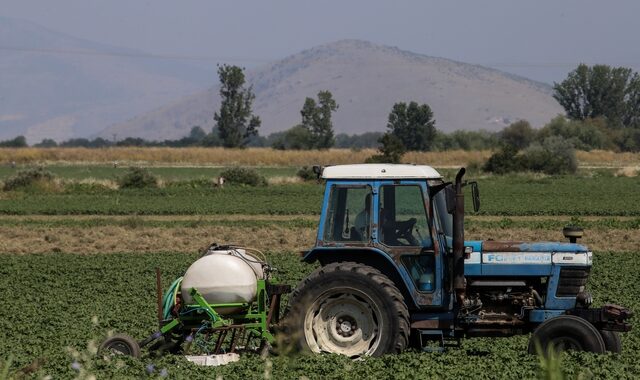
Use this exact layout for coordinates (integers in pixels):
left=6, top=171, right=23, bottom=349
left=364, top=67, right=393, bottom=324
left=482, top=145, right=524, bottom=174
left=523, top=136, right=577, bottom=174
left=500, top=120, right=536, bottom=149
left=118, top=167, right=158, bottom=189
left=483, top=137, right=577, bottom=175
left=296, top=166, right=317, bottom=181
left=537, top=116, right=611, bottom=151
left=219, top=167, right=267, bottom=186
left=3, top=167, right=56, bottom=191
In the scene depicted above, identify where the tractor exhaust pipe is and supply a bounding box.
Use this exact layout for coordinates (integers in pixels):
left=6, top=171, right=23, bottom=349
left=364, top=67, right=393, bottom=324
left=453, top=168, right=466, bottom=304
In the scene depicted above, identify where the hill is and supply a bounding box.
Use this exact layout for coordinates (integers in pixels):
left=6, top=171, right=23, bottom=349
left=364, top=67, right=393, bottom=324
left=101, top=40, right=564, bottom=140
left=0, top=17, right=214, bottom=143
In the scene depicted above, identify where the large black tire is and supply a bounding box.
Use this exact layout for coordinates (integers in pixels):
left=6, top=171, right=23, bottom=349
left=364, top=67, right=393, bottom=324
left=600, top=330, right=622, bottom=353
left=282, top=262, right=409, bottom=358
left=99, top=334, right=141, bottom=358
left=528, top=315, right=606, bottom=355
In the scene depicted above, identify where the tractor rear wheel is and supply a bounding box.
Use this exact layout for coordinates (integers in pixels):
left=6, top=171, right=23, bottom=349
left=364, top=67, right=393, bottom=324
left=99, top=334, right=141, bottom=358
left=528, top=315, right=605, bottom=355
left=283, top=262, right=409, bottom=358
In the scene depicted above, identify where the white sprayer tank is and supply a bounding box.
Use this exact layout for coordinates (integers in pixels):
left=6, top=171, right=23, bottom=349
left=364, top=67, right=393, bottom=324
left=181, top=248, right=264, bottom=314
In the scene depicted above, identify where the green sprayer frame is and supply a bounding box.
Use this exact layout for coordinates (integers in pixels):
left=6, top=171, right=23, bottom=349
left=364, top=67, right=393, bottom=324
left=138, top=274, right=290, bottom=355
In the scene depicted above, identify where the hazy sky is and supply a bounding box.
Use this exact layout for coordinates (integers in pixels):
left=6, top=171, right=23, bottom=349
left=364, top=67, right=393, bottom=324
left=3, top=0, right=640, bottom=83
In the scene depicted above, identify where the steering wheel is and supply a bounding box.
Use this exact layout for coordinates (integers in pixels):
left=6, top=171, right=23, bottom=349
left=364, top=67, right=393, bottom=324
left=395, top=218, right=417, bottom=245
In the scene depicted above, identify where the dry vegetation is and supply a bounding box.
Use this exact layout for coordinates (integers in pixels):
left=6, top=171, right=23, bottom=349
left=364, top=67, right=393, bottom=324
left=0, top=225, right=316, bottom=254
left=1, top=147, right=639, bottom=167
left=1, top=220, right=637, bottom=255
left=0, top=147, right=491, bottom=166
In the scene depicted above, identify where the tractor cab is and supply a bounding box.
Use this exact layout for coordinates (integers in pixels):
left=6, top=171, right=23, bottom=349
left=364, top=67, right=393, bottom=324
left=306, top=164, right=469, bottom=309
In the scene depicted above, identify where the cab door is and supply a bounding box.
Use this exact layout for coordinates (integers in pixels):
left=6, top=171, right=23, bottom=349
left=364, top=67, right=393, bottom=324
left=374, top=181, right=442, bottom=307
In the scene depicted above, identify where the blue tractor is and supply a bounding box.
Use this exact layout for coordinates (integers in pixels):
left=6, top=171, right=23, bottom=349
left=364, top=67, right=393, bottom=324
left=284, top=164, right=632, bottom=357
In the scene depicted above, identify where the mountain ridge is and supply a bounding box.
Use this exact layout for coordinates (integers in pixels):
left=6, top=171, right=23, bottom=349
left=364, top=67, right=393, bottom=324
left=0, top=17, right=215, bottom=143
left=100, top=39, right=563, bottom=140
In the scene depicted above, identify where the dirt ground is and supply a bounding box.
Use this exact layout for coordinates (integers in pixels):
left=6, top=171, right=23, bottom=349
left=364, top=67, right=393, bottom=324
left=0, top=224, right=637, bottom=254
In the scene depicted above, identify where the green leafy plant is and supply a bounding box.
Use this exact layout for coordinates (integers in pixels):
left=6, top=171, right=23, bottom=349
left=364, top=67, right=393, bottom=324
left=2, top=167, right=57, bottom=192
left=118, top=167, right=159, bottom=189
left=220, top=167, right=267, bottom=187
left=296, top=166, right=317, bottom=181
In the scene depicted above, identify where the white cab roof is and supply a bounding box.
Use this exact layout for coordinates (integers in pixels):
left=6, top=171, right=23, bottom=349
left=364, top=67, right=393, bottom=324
left=322, top=164, right=441, bottom=180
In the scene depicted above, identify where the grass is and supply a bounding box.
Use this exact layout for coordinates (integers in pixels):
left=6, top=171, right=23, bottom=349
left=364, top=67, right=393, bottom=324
left=0, top=251, right=637, bottom=379
left=0, top=165, right=299, bottom=181
left=1, top=174, right=639, bottom=216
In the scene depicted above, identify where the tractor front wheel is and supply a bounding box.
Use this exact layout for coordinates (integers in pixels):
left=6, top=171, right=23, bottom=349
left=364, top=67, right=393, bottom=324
left=283, top=262, right=409, bottom=358
left=528, top=315, right=605, bottom=355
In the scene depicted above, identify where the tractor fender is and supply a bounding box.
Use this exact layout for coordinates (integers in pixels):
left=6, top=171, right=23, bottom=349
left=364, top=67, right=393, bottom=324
left=303, top=247, right=418, bottom=309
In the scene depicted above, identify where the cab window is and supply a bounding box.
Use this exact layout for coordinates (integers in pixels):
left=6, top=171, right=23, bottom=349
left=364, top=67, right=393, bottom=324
left=379, top=185, right=432, bottom=247
left=323, top=185, right=372, bottom=242
left=402, top=255, right=436, bottom=292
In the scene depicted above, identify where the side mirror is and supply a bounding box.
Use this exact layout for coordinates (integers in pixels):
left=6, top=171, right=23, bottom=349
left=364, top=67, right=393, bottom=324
left=470, top=182, right=480, bottom=212
left=445, top=186, right=456, bottom=214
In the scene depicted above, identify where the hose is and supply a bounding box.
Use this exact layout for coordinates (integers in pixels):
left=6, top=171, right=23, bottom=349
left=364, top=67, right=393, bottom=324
left=162, top=277, right=183, bottom=320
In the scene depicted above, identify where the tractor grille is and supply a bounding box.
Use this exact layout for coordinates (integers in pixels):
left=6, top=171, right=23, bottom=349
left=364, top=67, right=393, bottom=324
left=556, top=267, right=590, bottom=297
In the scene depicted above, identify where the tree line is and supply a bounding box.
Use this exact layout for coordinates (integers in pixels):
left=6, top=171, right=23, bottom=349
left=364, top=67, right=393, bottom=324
left=2, top=63, right=639, bottom=156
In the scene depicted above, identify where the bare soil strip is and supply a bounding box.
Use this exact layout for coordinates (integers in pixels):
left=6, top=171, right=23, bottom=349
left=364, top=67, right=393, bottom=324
left=1, top=225, right=637, bottom=255
left=0, top=214, right=636, bottom=223
left=0, top=226, right=316, bottom=255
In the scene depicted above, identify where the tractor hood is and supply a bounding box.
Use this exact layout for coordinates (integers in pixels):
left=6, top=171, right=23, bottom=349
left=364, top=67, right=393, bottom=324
left=466, top=240, right=589, bottom=253
left=463, top=240, right=592, bottom=275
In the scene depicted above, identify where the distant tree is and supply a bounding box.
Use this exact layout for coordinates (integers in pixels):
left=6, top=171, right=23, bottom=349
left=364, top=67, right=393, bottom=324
left=60, top=138, right=91, bottom=148
left=189, top=126, right=207, bottom=141
left=0, top=136, right=28, bottom=148
left=612, top=128, right=640, bottom=152
left=537, top=116, right=611, bottom=151
left=500, top=120, right=535, bottom=149
left=366, top=133, right=406, bottom=163
left=34, top=138, right=58, bottom=148
left=90, top=137, right=112, bottom=148
left=116, top=137, right=147, bottom=147
left=334, top=132, right=384, bottom=149
left=386, top=102, right=436, bottom=151
left=553, top=64, right=640, bottom=127
left=433, top=130, right=499, bottom=151
left=201, top=127, right=223, bottom=147
left=300, top=90, right=338, bottom=149
left=272, top=125, right=313, bottom=150
left=214, top=64, right=261, bottom=148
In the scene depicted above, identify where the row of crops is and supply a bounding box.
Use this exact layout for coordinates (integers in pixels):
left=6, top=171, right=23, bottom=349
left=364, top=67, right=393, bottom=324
left=0, top=251, right=638, bottom=379
left=1, top=174, right=640, bottom=215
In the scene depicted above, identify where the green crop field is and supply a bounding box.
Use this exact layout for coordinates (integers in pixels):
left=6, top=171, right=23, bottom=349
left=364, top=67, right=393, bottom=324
left=0, top=164, right=639, bottom=379
left=0, top=251, right=638, bottom=379
left=1, top=172, right=639, bottom=215
left=0, top=165, right=298, bottom=181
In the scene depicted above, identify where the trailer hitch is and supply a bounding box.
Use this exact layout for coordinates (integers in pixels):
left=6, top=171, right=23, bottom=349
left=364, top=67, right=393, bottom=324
left=568, top=304, right=633, bottom=332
